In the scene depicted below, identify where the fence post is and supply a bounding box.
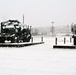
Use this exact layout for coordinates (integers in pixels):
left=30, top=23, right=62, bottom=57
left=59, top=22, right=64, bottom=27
left=41, top=37, right=43, bottom=42
left=55, top=37, right=57, bottom=45
left=64, top=37, right=66, bottom=44
left=31, top=37, right=33, bottom=43
left=70, top=37, right=72, bottom=43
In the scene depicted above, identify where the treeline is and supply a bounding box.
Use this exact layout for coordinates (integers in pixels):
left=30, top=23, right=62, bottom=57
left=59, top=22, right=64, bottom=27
left=31, top=25, right=72, bottom=36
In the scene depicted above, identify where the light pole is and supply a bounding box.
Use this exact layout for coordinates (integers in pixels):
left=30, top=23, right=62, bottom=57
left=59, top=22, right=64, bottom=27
left=28, top=25, right=32, bottom=34
left=51, top=22, right=54, bottom=36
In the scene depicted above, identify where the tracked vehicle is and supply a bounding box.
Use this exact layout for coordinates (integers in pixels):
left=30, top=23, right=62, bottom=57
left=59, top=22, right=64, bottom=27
left=0, top=20, right=31, bottom=43
left=71, top=23, right=76, bottom=45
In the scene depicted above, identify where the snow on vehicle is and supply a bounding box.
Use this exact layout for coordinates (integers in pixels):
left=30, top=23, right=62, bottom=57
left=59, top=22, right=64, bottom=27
left=0, top=20, right=31, bottom=43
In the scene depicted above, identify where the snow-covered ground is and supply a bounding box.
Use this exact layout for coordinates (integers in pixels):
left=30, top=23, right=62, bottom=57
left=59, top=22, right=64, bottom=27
left=0, top=36, right=76, bottom=75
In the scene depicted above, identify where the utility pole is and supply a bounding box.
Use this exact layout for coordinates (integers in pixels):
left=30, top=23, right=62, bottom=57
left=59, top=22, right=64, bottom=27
left=67, top=24, right=69, bottom=36
left=23, top=14, right=24, bottom=24
left=51, top=22, right=54, bottom=36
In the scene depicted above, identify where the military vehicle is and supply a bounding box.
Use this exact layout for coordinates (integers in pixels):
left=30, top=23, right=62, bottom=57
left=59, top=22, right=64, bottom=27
left=71, top=23, right=76, bottom=45
left=0, top=20, right=31, bottom=43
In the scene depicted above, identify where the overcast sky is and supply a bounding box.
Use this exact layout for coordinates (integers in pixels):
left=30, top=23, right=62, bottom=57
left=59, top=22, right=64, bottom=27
left=0, top=0, right=76, bottom=27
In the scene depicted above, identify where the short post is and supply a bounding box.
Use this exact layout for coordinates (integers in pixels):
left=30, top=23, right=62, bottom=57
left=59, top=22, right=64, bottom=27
left=55, top=37, right=57, bottom=45
left=64, top=37, right=66, bottom=44
left=41, top=37, right=43, bottom=42
left=70, top=37, right=72, bottom=43
left=31, top=37, right=33, bottom=43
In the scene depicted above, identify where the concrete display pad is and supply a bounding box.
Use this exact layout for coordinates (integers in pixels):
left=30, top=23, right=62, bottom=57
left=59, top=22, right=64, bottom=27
left=0, top=42, right=44, bottom=47
left=53, top=45, right=76, bottom=49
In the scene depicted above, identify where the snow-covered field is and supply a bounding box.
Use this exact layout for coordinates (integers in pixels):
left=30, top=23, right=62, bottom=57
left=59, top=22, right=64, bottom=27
left=0, top=36, right=76, bottom=75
